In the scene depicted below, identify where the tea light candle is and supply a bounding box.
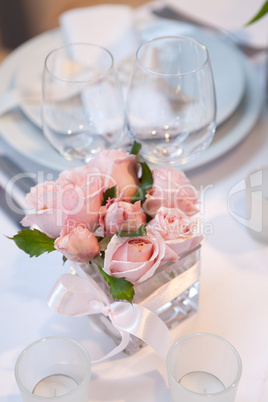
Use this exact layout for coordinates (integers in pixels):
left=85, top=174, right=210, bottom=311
left=33, top=374, right=78, bottom=397
left=179, top=371, right=225, bottom=394
left=167, top=333, right=242, bottom=402
left=15, top=337, right=91, bottom=402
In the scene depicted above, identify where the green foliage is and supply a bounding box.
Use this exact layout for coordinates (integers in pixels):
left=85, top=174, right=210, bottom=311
left=9, top=229, right=55, bottom=257
left=246, top=1, right=268, bottom=24
left=131, top=162, right=153, bottom=204
left=102, top=185, right=117, bottom=206
left=98, top=235, right=113, bottom=251
left=97, top=263, right=135, bottom=302
left=116, top=224, right=147, bottom=238
left=130, top=141, right=142, bottom=156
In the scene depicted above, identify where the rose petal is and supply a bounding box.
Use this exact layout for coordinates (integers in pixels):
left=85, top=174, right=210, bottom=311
left=165, top=235, right=203, bottom=256
left=127, top=240, right=153, bottom=262
left=109, top=260, right=154, bottom=283
left=21, top=209, right=67, bottom=238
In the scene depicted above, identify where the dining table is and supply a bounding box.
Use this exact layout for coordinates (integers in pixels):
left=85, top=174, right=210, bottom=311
left=0, top=1, right=268, bottom=401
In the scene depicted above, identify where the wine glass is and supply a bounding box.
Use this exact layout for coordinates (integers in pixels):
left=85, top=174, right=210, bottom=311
left=126, top=36, right=216, bottom=166
left=42, top=43, right=126, bottom=161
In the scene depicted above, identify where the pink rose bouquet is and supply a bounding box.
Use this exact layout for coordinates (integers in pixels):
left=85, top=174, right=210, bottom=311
left=11, top=142, right=203, bottom=302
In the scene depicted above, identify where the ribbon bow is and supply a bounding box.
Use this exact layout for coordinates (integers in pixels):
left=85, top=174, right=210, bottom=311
left=47, top=273, right=174, bottom=363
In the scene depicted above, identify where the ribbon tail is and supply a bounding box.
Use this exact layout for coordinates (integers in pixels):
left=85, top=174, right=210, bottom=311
left=92, top=326, right=130, bottom=364
left=110, top=302, right=174, bottom=361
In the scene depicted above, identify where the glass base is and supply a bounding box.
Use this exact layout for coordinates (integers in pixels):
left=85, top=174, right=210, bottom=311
left=79, top=246, right=200, bottom=355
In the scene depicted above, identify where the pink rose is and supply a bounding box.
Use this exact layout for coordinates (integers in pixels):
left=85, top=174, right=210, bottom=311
left=87, top=149, right=140, bottom=198
left=142, top=166, right=199, bottom=217
left=54, top=220, right=100, bottom=263
left=21, top=165, right=105, bottom=238
left=57, top=165, right=99, bottom=188
left=99, top=199, right=146, bottom=235
left=24, top=181, right=58, bottom=211
left=103, top=233, right=172, bottom=283
left=147, top=207, right=203, bottom=256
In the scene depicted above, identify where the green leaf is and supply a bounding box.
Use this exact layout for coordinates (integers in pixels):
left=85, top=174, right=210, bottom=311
left=98, top=235, right=113, bottom=251
left=99, top=265, right=135, bottom=302
left=62, top=256, right=67, bottom=264
left=102, top=185, right=117, bottom=206
left=130, top=141, right=142, bottom=156
left=131, top=161, right=153, bottom=204
left=9, top=229, right=55, bottom=257
left=116, top=224, right=147, bottom=238
left=246, top=0, right=268, bottom=24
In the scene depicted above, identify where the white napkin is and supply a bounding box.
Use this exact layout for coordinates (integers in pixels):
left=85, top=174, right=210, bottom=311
left=59, top=4, right=139, bottom=65
left=143, top=0, right=268, bottom=48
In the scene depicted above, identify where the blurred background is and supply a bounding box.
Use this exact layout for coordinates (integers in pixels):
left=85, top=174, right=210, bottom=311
left=0, top=0, right=151, bottom=61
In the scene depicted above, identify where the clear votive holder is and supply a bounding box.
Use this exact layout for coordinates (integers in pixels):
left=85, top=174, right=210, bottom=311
left=15, top=336, right=91, bottom=402
left=166, top=333, right=242, bottom=402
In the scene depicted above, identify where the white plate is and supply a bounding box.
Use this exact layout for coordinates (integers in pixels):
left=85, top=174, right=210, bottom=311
left=0, top=29, right=262, bottom=172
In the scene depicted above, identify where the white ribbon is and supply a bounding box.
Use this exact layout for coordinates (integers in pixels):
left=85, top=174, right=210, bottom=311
left=47, top=273, right=174, bottom=363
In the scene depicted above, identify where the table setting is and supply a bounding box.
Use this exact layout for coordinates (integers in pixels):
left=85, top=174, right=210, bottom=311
left=0, top=0, right=268, bottom=401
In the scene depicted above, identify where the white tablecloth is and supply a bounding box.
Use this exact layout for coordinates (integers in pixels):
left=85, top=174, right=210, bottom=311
left=0, top=3, right=268, bottom=401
